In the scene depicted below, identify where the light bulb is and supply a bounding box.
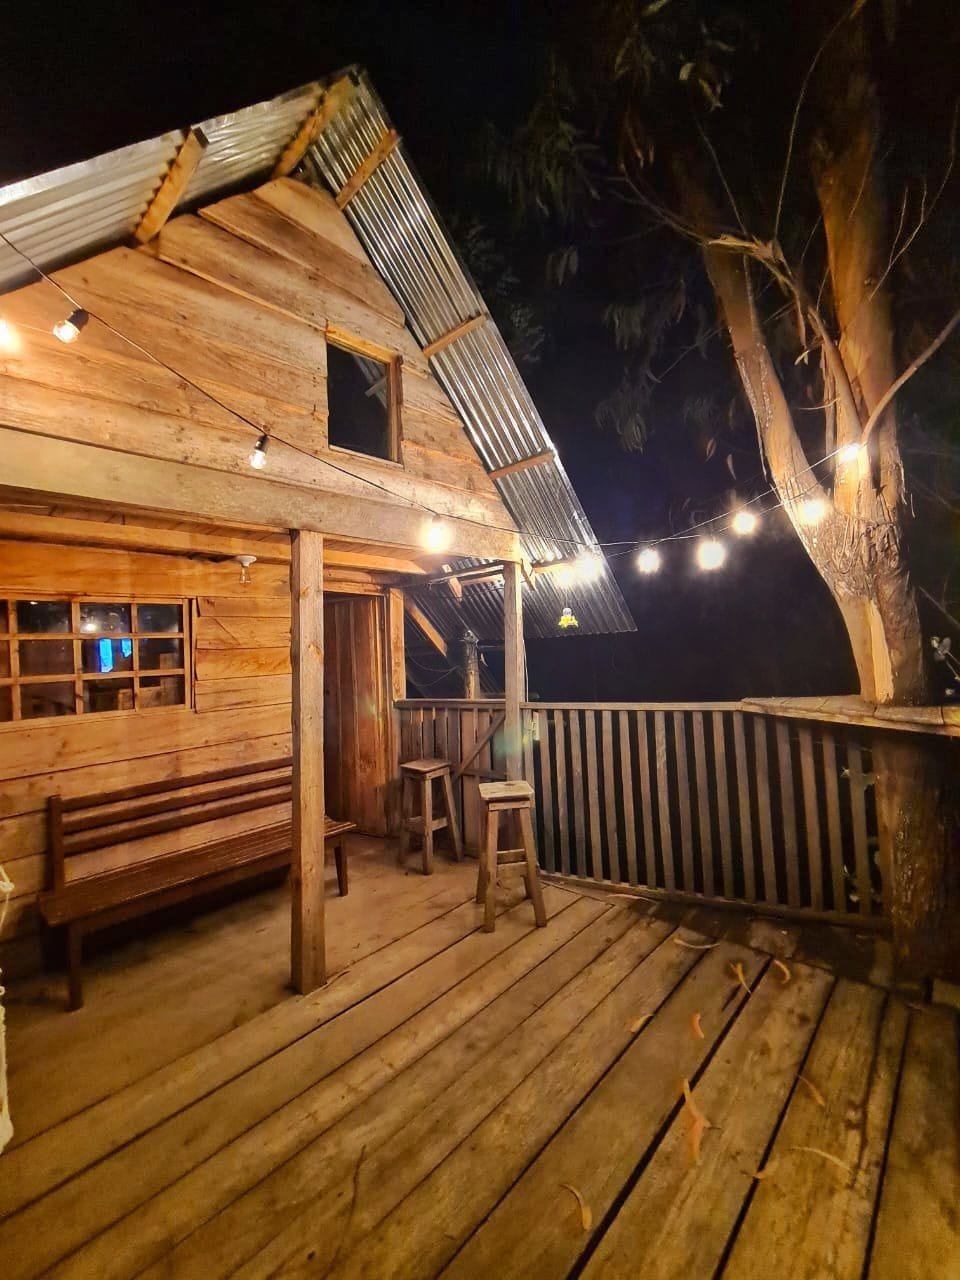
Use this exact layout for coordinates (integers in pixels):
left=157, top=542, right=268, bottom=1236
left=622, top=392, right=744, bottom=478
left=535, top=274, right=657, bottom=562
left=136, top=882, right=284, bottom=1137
left=732, top=510, right=758, bottom=536
left=837, top=443, right=863, bottom=465
left=422, top=516, right=451, bottom=553
left=576, top=551, right=603, bottom=582
left=52, top=308, right=88, bottom=344
left=554, top=563, right=576, bottom=589
left=636, top=546, right=662, bottom=575
left=696, top=538, right=726, bottom=571
left=0, top=315, right=20, bottom=353
left=249, top=434, right=269, bottom=469
left=798, top=496, right=827, bottom=525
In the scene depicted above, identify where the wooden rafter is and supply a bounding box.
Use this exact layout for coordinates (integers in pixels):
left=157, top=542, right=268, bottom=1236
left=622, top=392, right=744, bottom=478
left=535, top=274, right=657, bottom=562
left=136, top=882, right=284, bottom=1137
left=335, top=129, right=401, bottom=209
left=486, top=450, right=555, bottom=483
left=403, top=597, right=447, bottom=657
left=133, top=130, right=209, bottom=244
left=421, top=314, right=486, bottom=360
left=272, top=76, right=354, bottom=179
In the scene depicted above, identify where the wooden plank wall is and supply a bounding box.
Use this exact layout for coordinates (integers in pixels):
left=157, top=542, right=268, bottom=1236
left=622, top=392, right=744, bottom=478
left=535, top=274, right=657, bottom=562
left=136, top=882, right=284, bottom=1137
left=395, top=700, right=883, bottom=926
left=0, top=177, right=510, bottom=535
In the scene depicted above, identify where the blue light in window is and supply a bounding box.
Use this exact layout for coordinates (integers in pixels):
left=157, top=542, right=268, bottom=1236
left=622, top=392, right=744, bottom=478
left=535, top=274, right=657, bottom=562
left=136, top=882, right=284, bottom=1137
left=98, top=638, right=114, bottom=673
left=120, top=638, right=133, bottom=659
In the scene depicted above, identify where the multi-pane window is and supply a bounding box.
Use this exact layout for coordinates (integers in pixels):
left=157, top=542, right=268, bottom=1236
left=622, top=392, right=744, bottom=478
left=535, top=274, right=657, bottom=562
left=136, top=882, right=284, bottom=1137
left=0, top=599, right=188, bottom=722
left=326, top=338, right=400, bottom=461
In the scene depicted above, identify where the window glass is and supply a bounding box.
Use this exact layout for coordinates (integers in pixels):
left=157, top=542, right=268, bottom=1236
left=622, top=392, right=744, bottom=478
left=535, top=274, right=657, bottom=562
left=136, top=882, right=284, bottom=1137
left=140, top=675, right=185, bottom=707
left=0, top=687, right=11, bottom=721
left=16, top=601, right=70, bottom=633
left=79, top=603, right=132, bottom=634
left=21, top=682, right=75, bottom=718
left=138, top=603, right=182, bottom=633
left=139, top=637, right=184, bottom=670
left=19, top=639, right=73, bottom=676
left=81, top=638, right=134, bottom=675
left=326, top=342, right=394, bottom=460
left=83, top=678, right=135, bottom=714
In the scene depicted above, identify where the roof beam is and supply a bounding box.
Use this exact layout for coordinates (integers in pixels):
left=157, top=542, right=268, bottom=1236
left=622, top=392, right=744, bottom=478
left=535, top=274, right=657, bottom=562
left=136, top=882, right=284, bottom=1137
left=421, top=314, right=486, bottom=360
left=335, top=129, right=401, bottom=209
left=486, top=450, right=555, bottom=482
left=403, top=597, right=447, bottom=657
left=133, top=129, right=208, bottom=243
left=272, top=76, right=355, bottom=179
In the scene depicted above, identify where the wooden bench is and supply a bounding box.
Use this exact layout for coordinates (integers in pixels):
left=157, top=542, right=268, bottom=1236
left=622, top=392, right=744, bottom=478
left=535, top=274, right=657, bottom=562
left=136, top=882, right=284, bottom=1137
left=39, top=757, right=356, bottom=1010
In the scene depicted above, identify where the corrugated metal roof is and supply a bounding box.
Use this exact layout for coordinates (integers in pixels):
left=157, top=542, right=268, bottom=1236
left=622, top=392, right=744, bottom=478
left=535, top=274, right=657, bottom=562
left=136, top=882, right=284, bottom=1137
left=0, top=68, right=635, bottom=642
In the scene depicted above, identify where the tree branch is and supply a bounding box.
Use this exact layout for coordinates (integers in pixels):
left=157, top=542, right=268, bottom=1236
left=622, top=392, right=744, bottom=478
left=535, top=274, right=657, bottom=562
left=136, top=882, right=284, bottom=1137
left=861, top=309, right=960, bottom=444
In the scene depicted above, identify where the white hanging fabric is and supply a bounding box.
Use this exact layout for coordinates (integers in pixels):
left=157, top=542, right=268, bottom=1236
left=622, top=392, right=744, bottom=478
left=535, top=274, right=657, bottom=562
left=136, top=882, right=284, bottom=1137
left=0, top=864, right=13, bottom=1154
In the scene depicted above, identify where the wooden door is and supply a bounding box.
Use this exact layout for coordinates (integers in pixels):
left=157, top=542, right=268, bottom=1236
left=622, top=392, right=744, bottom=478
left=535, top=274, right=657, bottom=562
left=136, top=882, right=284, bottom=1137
left=323, top=595, right=389, bottom=834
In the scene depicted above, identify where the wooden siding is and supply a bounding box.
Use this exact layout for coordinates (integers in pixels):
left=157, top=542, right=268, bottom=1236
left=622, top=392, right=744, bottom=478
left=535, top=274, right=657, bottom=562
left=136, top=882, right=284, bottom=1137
left=0, top=177, right=518, bottom=558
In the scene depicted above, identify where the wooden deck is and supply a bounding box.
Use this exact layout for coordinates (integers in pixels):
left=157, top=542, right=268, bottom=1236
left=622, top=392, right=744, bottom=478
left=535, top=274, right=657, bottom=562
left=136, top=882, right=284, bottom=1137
left=1, top=837, right=958, bottom=1279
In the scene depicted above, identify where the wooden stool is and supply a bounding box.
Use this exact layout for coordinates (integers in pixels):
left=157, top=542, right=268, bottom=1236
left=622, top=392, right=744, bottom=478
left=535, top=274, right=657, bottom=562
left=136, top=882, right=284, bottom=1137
left=399, top=758, right=463, bottom=875
left=476, top=780, right=547, bottom=933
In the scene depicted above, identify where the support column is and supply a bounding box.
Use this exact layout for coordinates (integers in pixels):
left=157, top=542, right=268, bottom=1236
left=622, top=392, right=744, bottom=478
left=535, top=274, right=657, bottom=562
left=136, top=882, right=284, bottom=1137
left=460, top=629, right=480, bottom=700
left=290, top=530, right=325, bottom=992
left=385, top=587, right=406, bottom=833
left=503, top=561, right=524, bottom=780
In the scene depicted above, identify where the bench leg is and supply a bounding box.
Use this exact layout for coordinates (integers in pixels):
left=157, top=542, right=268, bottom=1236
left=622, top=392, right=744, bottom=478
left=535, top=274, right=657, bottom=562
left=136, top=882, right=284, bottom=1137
left=520, top=807, right=547, bottom=928
left=335, top=839, right=348, bottom=897
left=482, top=808, right=499, bottom=933
left=66, top=923, right=83, bottom=1012
left=441, top=771, right=463, bottom=862
left=398, top=775, right=413, bottom=868
left=421, top=777, right=434, bottom=876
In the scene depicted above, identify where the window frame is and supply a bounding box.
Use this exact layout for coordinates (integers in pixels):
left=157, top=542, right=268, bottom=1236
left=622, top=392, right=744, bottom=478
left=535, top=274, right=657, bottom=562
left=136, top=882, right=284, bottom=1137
left=0, top=594, right=191, bottom=726
left=324, top=330, right=403, bottom=465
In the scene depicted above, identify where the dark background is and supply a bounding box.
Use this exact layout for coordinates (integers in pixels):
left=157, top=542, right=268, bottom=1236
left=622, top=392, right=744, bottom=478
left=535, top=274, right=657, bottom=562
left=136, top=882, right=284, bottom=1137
left=2, top=1, right=930, bottom=700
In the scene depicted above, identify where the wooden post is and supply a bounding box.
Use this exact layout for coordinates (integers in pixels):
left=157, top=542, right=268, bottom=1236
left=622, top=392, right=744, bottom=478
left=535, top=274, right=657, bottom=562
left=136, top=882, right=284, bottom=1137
left=385, top=587, right=406, bottom=833
left=290, top=530, right=325, bottom=993
left=503, top=561, right=523, bottom=780
left=461, top=629, right=480, bottom=700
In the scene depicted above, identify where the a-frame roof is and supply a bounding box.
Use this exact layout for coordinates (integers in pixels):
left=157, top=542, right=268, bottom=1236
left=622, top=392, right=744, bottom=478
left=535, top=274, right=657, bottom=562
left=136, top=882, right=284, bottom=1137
left=0, top=68, right=634, bottom=639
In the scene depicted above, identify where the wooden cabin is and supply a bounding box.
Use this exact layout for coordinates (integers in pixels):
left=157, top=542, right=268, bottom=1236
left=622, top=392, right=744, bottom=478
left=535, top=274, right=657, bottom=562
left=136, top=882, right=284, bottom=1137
left=0, top=70, right=956, bottom=1280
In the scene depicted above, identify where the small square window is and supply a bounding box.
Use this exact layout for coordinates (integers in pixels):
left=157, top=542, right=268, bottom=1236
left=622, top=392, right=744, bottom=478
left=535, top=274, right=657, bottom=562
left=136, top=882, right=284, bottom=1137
left=326, top=340, right=397, bottom=461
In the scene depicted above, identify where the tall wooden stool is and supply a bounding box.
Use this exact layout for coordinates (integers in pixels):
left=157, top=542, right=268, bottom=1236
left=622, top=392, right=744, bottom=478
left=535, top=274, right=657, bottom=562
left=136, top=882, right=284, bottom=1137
left=476, top=780, right=547, bottom=933
left=399, top=758, right=463, bottom=875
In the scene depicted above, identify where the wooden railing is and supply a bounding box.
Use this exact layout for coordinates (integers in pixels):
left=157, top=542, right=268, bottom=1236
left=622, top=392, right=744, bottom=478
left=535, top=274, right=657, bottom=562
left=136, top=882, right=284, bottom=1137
left=396, top=698, right=883, bottom=926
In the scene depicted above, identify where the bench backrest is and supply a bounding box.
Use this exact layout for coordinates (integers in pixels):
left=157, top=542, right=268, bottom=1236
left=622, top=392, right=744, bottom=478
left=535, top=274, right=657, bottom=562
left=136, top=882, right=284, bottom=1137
left=47, top=757, right=293, bottom=891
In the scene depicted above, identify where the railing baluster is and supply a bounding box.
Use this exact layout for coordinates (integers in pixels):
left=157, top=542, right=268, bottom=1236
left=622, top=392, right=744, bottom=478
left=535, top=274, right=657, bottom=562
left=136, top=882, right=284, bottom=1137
left=752, top=715, right=779, bottom=903
left=637, top=711, right=657, bottom=888
left=797, top=723, right=823, bottom=911
left=673, top=711, right=694, bottom=893
left=654, top=711, right=676, bottom=891
left=569, top=710, right=588, bottom=879
left=821, top=728, right=846, bottom=912
left=601, top=710, right=620, bottom=884
left=538, top=710, right=555, bottom=873
left=713, top=712, right=735, bottom=899
left=776, top=720, right=801, bottom=907
left=555, top=710, right=570, bottom=875
left=846, top=737, right=873, bottom=915
left=618, top=710, right=638, bottom=885
left=692, top=710, right=714, bottom=898
left=584, top=710, right=603, bottom=881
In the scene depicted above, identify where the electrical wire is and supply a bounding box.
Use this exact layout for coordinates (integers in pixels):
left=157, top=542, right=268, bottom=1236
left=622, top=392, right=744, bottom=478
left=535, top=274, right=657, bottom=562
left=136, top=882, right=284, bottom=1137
left=0, top=227, right=884, bottom=565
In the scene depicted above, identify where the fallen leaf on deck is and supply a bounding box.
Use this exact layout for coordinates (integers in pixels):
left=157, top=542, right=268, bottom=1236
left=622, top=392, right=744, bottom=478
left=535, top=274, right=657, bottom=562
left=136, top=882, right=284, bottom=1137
left=791, top=1145, right=852, bottom=1175
left=559, top=1182, right=592, bottom=1231
left=798, top=1075, right=826, bottom=1107
left=682, top=1078, right=713, bottom=1164
left=627, top=1013, right=653, bottom=1034
left=753, top=1157, right=781, bottom=1180
left=674, top=937, right=719, bottom=950
left=773, top=958, right=792, bottom=983
left=690, top=1011, right=705, bottom=1039
left=730, top=961, right=752, bottom=995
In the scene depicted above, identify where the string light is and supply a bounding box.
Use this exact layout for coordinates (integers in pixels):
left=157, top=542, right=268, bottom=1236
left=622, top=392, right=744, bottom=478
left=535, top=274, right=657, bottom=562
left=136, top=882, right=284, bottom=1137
left=696, top=538, right=727, bottom=571
left=52, top=308, right=88, bottom=344
left=731, top=510, right=758, bottom=536
left=422, top=515, right=452, bottom=553
left=837, top=443, right=863, bottom=465
left=248, top=433, right=269, bottom=470
left=554, top=563, right=576, bottom=589
left=798, top=496, right=827, bottom=526
left=576, top=551, right=603, bottom=582
left=0, top=316, right=20, bottom=353
left=636, top=546, right=662, bottom=574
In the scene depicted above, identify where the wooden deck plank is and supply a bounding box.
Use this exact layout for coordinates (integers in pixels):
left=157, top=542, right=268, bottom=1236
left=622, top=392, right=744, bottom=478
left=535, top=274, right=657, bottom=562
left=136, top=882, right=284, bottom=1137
left=2, top=888, right=574, bottom=1280
left=0, top=876, right=517, bottom=1217
left=581, top=962, right=833, bottom=1279
left=869, top=1006, right=960, bottom=1279
left=724, top=983, right=908, bottom=1280
left=311, top=922, right=704, bottom=1280
left=149, top=905, right=653, bottom=1279
left=439, top=942, right=768, bottom=1280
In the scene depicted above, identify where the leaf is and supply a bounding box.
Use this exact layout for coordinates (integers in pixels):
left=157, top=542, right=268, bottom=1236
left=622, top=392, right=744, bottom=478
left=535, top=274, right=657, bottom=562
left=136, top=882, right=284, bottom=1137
left=773, top=958, right=792, bottom=984
left=725, top=453, right=737, bottom=479
left=682, top=1079, right=712, bottom=1165
left=674, top=936, right=719, bottom=950
left=690, top=1011, right=705, bottom=1039
left=730, top=961, right=752, bottom=995
left=753, top=1157, right=781, bottom=1180
left=798, top=1075, right=826, bottom=1107
left=679, top=61, right=694, bottom=82
left=628, top=1013, right=653, bottom=1034
left=559, top=1182, right=593, bottom=1231
left=641, top=0, right=673, bottom=15
left=790, top=1145, right=852, bottom=1176
left=705, top=436, right=717, bottom=461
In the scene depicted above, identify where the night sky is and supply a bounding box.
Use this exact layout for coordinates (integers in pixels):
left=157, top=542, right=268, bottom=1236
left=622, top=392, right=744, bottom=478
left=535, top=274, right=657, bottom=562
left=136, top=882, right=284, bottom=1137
left=4, top=1, right=938, bottom=701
